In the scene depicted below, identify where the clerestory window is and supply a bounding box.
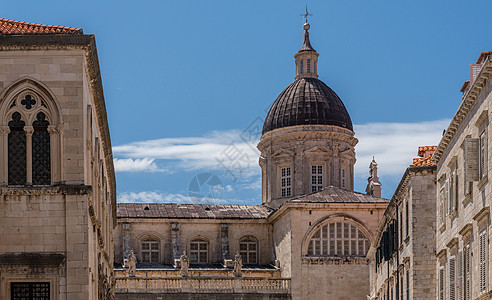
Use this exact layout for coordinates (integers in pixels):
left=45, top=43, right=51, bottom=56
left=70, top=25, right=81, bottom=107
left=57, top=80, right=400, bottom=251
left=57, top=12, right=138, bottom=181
left=281, top=166, right=292, bottom=197
left=311, top=165, right=323, bottom=192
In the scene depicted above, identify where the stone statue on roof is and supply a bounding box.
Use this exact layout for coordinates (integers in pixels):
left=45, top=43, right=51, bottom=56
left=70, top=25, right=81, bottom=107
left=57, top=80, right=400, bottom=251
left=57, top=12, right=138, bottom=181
left=128, top=250, right=136, bottom=277
left=233, top=251, right=243, bottom=277
left=180, top=251, right=189, bottom=277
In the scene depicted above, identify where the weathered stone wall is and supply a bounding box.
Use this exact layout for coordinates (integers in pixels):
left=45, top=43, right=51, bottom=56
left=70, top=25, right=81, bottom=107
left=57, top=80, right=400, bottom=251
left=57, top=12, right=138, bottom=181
left=115, top=293, right=290, bottom=300
left=0, top=45, right=115, bottom=299
left=114, top=219, right=273, bottom=266
left=435, top=69, right=492, bottom=299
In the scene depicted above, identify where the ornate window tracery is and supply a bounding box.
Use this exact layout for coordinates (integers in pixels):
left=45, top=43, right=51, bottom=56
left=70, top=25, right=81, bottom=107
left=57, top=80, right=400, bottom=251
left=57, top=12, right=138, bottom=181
left=1, top=80, right=62, bottom=186
left=306, top=221, right=370, bottom=257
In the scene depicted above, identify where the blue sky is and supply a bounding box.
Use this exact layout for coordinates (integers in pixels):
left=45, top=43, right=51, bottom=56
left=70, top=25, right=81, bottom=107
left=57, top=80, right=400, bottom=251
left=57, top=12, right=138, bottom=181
left=4, top=1, right=492, bottom=203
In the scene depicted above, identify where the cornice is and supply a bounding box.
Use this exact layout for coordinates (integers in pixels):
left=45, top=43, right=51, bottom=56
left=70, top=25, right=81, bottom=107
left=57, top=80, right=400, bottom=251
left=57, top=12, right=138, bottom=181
left=433, top=56, right=492, bottom=163
left=0, top=184, right=92, bottom=196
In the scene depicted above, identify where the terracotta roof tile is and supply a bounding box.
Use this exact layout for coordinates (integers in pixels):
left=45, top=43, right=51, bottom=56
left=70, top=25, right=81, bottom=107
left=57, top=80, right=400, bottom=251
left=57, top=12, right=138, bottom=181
left=476, top=51, right=492, bottom=64
left=0, top=18, right=83, bottom=35
left=288, top=186, right=389, bottom=203
left=411, top=145, right=437, bottom=167
left=117, top=203, right=272, bottom=219
left=460, top=80, right=470, bottom=93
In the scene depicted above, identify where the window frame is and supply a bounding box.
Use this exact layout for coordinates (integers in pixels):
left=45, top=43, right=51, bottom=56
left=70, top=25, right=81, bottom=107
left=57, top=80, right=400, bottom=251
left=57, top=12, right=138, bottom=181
left=239, top=237, right=258, bottom=265
left=190, top=239, right=209, bottom=264
left=280, top=166, right=292, bottom=198
left=310, top=164, right=323, bottom=193
left=141, top=238, right=160, bottom=264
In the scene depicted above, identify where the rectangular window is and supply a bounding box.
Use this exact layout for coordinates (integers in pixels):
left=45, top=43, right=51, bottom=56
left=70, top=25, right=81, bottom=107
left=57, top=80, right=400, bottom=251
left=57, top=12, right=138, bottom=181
left=400, top=273, right=404, bottom=300
left=439, top=266, right=445, bottom=300
left=406, top=270, right=409, bottom=300
left=300, top=60, right=304, bottom=74
left=311, top=165, right=323, bottom=192
left=480, top=228, right=488, bottom=293
left=11, top=282, right=50, bottom=300
left=405, top=200, right=409, bottom=237
left=281, top=166, right=292, bottom=197
left=399, top=210, right=403, bottom=246
left=141, top=240, right=159, bottom=263
left=449, top=256, right=456, bottom=300
left=479, top=130, right=487, bottom=179
left=190, top=240, right=208, bottom=264
left=449, top=170, right=456, bottom=214
left=307, top=59, right=311, bottom=73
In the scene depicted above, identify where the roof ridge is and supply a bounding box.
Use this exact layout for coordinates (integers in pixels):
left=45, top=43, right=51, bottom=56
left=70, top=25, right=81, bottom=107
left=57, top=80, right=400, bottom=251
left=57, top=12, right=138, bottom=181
left=0, top=18, right=83, bottom=35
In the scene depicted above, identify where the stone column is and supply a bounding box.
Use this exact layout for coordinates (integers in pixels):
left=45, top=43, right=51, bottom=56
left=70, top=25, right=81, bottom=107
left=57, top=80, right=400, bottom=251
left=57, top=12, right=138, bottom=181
left=122, top=222, right=131, bottom=265
left=24, top=126, right=34, bottom=185
left=48, top=125, right=61, bottom=184
left=171, top=222, right=180, bottom=260
left=0, top=126, right=10, bottom=186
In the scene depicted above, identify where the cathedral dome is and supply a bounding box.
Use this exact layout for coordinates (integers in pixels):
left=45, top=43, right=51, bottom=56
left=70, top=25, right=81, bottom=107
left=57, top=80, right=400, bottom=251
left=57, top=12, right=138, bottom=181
left=262, top=77, right=353, bottom=134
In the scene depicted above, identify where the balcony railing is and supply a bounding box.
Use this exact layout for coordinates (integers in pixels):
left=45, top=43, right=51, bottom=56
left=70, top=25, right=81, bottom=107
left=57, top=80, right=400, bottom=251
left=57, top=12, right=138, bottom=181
left=115, top=276, right=291, bottom=295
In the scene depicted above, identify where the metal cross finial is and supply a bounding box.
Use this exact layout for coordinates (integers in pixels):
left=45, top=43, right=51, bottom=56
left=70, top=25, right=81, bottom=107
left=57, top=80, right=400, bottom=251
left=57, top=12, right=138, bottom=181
left=301, top=6, right=312, bottom=24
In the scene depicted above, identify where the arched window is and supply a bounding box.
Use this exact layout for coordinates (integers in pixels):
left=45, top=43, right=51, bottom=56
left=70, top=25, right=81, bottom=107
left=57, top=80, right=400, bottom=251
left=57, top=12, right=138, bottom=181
left=1, top=80, right=62, bottom=187
left=307, top=222, right=369, bottom=257
left=32, top=112, right=50, bottom=185
left=8, top=112, right=26, bottom=185
left=239, top=238, right=258, bottom=264
left=190, top=239, right=208, bottom=264
left=141, top=238, right=159, bottom=263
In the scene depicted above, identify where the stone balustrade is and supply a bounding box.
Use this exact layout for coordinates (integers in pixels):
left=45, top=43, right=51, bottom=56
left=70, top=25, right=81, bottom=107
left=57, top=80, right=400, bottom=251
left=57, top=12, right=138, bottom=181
left=115, top=277, right=291, bottom=295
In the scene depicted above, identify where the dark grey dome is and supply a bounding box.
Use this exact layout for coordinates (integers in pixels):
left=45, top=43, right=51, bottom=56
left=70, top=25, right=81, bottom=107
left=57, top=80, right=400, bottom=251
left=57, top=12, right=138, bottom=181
left=262, top=77, right=353, bottom=134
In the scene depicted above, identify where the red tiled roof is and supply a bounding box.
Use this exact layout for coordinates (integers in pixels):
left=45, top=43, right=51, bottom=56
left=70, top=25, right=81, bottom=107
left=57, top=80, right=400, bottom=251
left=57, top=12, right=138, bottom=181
left=411, top=146, right=437, bottom=167
left=417, top=145, right=437, bottom=157
left=476, top=51, right=492, bottom=64
left=289, top=186, right=389, bottom=203
left=0, top=18, right=83, bottom=35
left=117, top=203, right=272, bottom=219
left=460, top=80, right=470, bottom=92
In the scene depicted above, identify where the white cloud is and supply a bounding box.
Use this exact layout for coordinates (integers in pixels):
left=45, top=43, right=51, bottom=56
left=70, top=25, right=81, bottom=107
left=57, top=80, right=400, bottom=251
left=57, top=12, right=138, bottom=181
left=113, top=158, right=163, bottom=172
left=113, top=130, right=260, bottom=177
left=113, top=119, right=450, bottom=186
left=354, top=119, right=450, bottom=178
left=117, top=191, right=249, bottom=205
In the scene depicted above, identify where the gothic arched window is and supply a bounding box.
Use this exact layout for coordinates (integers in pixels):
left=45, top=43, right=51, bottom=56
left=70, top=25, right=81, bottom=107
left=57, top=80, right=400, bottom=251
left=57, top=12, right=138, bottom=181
left=307, top=222, right=370, bottom=257
left=8, top=112, right=26, bottom=185
left=1, top=80, right=62, bottom=187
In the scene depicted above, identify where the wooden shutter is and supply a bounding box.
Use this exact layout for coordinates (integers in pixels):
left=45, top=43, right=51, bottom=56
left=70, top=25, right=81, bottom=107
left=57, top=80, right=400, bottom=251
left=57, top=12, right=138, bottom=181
left=464, top=244, right=471, bottom=299
left=465, top=138, right=479, bottom=181
left=449, top=256, right=456, bottom=300
left=457, top=249, right=463, bottom=300
left=439, top=266, right=445, bottom=300
left=480, top=229, right=487, bottom=293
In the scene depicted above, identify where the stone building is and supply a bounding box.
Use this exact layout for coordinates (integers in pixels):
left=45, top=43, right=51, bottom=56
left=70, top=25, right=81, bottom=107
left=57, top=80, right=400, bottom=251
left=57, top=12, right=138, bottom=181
left=368, top=146, right=437, bottom=300
left=432, top=51, right=492, bottom=300
left=113, top=20, right=389, bottom=300
left=0, top=19, right=116, bottom=299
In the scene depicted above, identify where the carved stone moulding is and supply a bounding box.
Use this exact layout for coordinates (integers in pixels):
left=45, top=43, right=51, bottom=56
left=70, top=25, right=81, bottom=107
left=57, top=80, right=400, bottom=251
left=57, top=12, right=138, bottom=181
left=0, top=252, right=65, bottom=274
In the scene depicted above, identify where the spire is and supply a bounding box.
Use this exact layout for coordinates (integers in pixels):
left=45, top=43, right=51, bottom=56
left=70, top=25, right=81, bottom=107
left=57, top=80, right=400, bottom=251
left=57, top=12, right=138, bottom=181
left=366, top=157, right=382, bottom=197
left=294, top=7, right=319, bottom=80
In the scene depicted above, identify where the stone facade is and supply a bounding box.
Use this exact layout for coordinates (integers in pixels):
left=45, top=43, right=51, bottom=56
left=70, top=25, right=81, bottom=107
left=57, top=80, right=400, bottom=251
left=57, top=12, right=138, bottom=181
left=432, top=52, right=492, bottom=299
left=0, top=23, right=116, bottom=300
left=368, top=148, right=437, bottom=300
